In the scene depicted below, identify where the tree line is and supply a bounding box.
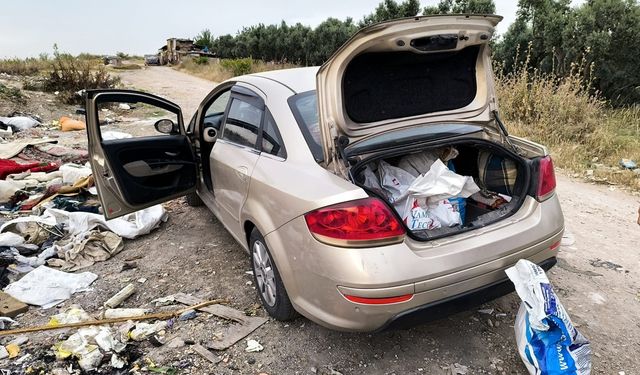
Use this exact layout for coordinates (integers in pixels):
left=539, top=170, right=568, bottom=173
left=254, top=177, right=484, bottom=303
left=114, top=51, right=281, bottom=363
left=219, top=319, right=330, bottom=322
left=194, top=0, right=640, bottom=105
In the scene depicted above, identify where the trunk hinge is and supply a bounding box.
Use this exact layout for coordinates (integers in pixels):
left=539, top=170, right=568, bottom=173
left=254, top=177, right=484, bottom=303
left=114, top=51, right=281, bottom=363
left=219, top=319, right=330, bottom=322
left=492, top=110, right=521, bottom=155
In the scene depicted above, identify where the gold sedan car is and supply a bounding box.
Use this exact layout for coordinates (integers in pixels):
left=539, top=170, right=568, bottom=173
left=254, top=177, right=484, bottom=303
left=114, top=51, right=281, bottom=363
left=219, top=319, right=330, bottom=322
left=85, top=15, right=563, bottom=331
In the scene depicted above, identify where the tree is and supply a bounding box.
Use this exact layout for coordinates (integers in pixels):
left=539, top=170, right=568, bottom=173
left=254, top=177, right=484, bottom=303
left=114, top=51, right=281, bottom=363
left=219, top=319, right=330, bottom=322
left=423, top=0, right=496, bottom=15
left=194, top=29, right=215, bottom=50
left=359, top=0, right=421, bottom=27
left=494, top=0, right=640, bottom=105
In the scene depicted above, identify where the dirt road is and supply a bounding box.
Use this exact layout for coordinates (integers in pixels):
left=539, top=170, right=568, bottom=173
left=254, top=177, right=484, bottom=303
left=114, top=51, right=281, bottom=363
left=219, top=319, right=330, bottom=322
left=12, top=67, right=639, bottom=374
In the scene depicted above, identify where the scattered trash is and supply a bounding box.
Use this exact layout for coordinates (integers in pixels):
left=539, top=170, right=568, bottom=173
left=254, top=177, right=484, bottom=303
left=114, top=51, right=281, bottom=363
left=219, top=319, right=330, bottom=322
left=6, top=342, right=19, bottom=358
left=619, top=158, right=637, bottom=170
left=104, top=283, right=136, bottom=308
left=104, top=308, right=149, bottom=319
left=477, top=308, right=494, bottom=315
left=138, top=277, right=147, bottom=283
left=121, top=260, right=138, bottom=271
left=53, top=327, right=106, bottom=371
left=0, top=346, right=8, bottom=360
left=506, top=259, right=591, bottom=375
left=178, top=309, right=197, bottom=321
left=0, top=317, right=17, bottom=330
left=59, top=163, right=92, bottom=185
left=118, top=103, right=131, bottom=110
left=47, top=229, right=124, bottom=271
left=173, top=293, right=267, bottom=350
left=59, top=116, right=86, bottom=132
left=590, top=258, right=624, bottom=271
left=245, top=339, right=264, bottom=352
left=49, top=305, right=93, bottom=325
left=447, top=363, right=469, bottom=374
left=0, top=115, right=40, bottom=131
left=129, top=321, right=167, bottom=341
left=193, top=343, right=221, bottom=364
left=4, top=265, right=98, bottom=308
left=152, top=295, right=176, bottom=307
left=0, top=291, right=28, bottom=317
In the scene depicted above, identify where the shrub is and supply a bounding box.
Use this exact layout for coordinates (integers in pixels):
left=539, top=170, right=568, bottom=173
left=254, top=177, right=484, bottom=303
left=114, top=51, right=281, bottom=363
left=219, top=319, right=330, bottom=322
left=194, top=56, right=209, bottom=65
left=0, top=58, right=48, bottom=76
left=220, top=58, right=253, bottom=76
left=43, top=55, right=120, bottom=104
left=0, top=83, right=25, bottom=104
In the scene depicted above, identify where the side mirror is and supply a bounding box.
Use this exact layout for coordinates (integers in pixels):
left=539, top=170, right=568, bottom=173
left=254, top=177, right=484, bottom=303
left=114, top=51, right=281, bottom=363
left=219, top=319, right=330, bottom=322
left=154, top=119, right=178, bottom=134
left=203, top=127, right=218, bottom=143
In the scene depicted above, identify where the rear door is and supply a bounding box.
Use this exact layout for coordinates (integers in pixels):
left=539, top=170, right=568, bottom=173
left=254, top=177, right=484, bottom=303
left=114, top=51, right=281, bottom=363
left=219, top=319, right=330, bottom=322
left=85, top=89, right=196, bottom=219
left=209, top=85, right=263, bottom=235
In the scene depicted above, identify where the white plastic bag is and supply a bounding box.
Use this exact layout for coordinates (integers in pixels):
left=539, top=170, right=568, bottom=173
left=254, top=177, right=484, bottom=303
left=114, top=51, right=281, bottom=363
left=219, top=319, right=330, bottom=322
left=407, top=159, right=480, bottom=202
left=377, top=160, right=416, bottom=216
left=506, top=259, right=591, bottom=375
left=403, top=199, right=441, bottom=231
left=0, top=116, right=40, bottom=131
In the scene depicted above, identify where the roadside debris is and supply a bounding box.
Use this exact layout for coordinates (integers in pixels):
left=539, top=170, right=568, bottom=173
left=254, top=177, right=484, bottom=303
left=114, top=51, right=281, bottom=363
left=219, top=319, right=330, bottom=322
left=192, top=343, right=221, bottom=364
left=59, top=116, right=86, bottom=131
left=104, top=282, right=136, bottom=308
left=0, top=291, right=28, bottom=317
left=174, top=293, right=268, bottom=350
left=619, top=158, right=637, bottom=170
left=4, top=265, right=97, bottom=308
left=506, top=259, right=591, bottom=375
left=0, top=115, right=40, bottom=131
left=245, top=339, right=264, bottom=352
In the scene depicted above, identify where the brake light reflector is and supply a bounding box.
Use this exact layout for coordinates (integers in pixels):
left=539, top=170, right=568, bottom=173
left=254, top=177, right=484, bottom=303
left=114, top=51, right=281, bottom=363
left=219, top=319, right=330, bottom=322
left=304, top=198, right=405, bottom=247
left=344, top=294, right=414, bottom=305
left=536, top=156, right=556, bottom=201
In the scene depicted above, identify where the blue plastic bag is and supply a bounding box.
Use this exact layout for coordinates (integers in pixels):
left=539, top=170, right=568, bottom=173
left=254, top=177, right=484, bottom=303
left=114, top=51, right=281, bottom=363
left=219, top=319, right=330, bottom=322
left=506, top=259, right=591, bottom=375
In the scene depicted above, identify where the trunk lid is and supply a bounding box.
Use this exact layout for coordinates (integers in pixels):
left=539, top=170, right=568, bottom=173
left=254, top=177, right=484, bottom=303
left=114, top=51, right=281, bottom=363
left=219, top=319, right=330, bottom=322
left=316, top=14, right=503, bottom=173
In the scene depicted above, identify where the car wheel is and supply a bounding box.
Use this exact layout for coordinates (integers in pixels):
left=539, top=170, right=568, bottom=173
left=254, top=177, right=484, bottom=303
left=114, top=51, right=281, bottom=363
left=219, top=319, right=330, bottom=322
left=250, top=228, right=297, bottom=321
left=185, top=192, right=203, bottom=207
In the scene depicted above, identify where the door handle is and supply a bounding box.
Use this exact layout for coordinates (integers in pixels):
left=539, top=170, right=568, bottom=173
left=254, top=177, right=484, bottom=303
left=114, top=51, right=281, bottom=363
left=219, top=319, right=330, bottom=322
left=235, top=166, right=249, bottom=181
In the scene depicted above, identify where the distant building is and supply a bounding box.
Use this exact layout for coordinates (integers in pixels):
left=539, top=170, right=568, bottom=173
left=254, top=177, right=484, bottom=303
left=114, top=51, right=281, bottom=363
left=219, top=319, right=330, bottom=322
left=158, top=38, right=215, bottom=65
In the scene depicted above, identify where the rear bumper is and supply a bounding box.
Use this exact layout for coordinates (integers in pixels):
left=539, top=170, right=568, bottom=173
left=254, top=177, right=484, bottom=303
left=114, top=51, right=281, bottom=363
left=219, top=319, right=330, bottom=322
left=379, top=257, right=557, bottom=331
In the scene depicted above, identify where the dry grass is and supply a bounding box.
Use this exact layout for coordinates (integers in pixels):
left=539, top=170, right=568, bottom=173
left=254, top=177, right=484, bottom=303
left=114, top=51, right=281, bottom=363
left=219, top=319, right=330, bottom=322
left=175, top=57, right=297, bottom=83
left=0, top=58, right=50, bottom=76
left=495, top=51, right=640, bottom=190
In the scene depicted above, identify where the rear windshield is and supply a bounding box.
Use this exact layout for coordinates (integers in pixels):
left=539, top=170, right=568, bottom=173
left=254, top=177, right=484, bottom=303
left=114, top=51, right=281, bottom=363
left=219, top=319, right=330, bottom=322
left=288, top=91, right=323, bottom=162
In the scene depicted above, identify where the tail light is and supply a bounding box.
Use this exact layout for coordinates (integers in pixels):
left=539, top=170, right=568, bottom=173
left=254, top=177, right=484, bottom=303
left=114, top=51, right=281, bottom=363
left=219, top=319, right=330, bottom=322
left=304, top=198, right=405, bottom=247
left=536, top=156, right=557, bottom=201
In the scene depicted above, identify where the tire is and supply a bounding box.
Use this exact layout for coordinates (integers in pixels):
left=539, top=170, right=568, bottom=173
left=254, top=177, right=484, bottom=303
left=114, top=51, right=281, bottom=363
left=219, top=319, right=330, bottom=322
left=185, top=192, right=204, bottom=207
left=249, top=228, right=297, bottom=321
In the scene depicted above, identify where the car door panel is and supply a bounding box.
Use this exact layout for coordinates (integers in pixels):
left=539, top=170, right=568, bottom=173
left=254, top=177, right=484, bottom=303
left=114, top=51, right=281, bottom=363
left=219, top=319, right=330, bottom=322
left=85, top=89, right=196, bottom=219
left=101, top=136, right=195, bottom=205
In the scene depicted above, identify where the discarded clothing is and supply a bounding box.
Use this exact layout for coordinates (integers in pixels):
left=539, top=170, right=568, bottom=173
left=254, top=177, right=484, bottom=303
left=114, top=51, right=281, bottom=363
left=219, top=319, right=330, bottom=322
left=4, top=265, right=98, bottom=308
left=1, top=205, right=167, bottom=240
left=47, top=230, right=124, bottom=271
left=0, top=159, right=58, bottom=179
left=0, top=138, right=56, bottom=159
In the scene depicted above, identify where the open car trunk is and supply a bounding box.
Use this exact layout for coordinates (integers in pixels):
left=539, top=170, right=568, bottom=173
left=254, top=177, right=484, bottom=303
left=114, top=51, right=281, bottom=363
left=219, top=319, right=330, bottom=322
left=351, top=139, right=530, bottom=241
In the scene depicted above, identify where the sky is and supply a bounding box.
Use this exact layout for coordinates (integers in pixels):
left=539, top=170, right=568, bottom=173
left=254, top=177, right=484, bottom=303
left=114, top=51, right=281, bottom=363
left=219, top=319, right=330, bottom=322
left=0, top=1, right=519, bottom=59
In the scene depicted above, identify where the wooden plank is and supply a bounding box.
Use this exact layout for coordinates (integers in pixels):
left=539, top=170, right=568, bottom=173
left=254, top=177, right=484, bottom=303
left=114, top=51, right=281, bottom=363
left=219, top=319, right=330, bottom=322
left=192, top=344, right=221, bottom=364
left=206, top=315, right=267, bottom=351
left=0, top=291, right=28, bottom=318
left=173, top=293, right=267, bottom=350
left=173, top=293, right=246, bottom=323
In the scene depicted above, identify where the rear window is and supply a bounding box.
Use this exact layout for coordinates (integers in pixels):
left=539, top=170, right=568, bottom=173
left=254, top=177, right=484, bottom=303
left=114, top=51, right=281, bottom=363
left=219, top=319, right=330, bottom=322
left=288, top=91, right=323, bottom=162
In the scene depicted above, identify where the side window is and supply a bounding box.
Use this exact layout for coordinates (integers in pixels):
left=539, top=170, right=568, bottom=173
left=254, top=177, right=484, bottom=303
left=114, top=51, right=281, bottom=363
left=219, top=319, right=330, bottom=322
left=222, top=98, right=262, bottom=148
left=201, top=90, right=231, bottom=132
left=260, top=111, right=286, bottom=158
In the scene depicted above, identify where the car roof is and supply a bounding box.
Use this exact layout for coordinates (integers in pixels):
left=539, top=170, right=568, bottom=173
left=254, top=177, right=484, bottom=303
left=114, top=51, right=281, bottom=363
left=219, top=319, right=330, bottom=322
left=244, top=66, right=319, bottom=94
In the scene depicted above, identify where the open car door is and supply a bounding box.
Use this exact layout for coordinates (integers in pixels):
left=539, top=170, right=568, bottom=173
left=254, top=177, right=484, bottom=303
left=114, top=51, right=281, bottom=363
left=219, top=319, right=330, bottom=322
left=85, top=89, right=196, bottom=219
